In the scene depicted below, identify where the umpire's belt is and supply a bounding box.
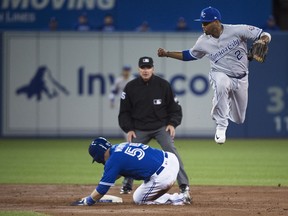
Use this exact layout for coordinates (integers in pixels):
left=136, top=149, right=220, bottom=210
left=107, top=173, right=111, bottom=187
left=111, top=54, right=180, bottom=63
left=155, top=152, right=168, bottom=175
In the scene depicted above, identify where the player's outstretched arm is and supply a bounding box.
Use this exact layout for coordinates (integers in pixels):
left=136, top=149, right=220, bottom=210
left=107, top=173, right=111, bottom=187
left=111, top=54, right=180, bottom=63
left=157, top=48, right=183, bottom=60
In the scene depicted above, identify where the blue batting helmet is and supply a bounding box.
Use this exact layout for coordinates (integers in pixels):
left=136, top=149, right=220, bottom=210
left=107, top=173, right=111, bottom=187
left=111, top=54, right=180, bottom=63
left=88, top=137, right=112, bottom=164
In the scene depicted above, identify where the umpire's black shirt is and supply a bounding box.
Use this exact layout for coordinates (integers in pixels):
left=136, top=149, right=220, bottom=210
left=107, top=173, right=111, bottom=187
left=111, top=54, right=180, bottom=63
left=118, top=75, right=182, bottom=133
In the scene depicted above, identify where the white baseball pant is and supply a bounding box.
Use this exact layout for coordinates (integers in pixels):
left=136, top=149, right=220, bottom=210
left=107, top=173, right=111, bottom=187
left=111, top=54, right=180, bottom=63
left=133, top=152, right=180, bottom=204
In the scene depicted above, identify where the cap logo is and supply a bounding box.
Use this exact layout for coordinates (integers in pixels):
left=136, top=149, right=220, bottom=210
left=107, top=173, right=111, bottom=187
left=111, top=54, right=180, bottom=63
left=201, top=11, right=206, bottom=18
left=99, top=143, right=108, bottom=150
left=153, top=99, right=162, bottom=105
left=143, top=58, right=149, bottom=63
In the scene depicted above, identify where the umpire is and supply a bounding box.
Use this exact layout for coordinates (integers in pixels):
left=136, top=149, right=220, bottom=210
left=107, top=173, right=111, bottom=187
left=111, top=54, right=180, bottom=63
left=118, top=56, right=190, bottom=201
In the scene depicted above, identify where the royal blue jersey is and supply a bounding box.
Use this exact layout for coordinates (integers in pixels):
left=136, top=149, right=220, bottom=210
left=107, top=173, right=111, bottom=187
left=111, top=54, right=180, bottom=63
left=96, top=142, right=164, bottom=195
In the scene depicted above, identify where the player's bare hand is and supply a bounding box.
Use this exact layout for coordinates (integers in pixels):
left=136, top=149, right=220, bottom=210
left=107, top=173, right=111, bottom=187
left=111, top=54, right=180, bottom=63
left=166, top=125, right=175, bottom=138
left=158, top=48, right=167, bottom=57
left=127, top=131, right=136, bottom=142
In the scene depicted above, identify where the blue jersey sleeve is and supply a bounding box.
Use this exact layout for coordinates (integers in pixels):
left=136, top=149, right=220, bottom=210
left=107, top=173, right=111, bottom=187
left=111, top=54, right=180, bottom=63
left=96, top=160, right=121, bottom=195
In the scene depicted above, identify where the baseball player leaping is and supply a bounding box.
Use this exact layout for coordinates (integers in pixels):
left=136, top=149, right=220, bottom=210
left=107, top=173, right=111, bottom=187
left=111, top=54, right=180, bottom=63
left=71, top=137, right=191, bottom=206
left=158, top=6, right=271, bottom=144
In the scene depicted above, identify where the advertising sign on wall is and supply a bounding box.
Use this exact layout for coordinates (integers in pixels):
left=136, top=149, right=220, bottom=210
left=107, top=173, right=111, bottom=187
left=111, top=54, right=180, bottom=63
left=2, top=32, right=287, bottom=138
left=2, top=32, right=214, bottom=137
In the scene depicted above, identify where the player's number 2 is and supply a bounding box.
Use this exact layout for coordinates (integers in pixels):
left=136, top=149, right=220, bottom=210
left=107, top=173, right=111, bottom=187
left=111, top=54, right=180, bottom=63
left=125, top=147, right=145, bottom=160
left=234, top=50, right=243, bottom=60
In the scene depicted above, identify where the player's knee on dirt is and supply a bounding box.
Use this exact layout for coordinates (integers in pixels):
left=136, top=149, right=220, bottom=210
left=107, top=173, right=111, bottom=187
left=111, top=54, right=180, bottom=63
left=132, top=187, right=142, bottom=204
left=133, top=192, right=142, bottom=204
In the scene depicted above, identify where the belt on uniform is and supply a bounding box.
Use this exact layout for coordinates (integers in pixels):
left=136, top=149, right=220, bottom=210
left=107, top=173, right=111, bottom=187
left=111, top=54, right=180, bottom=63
left=227, top=72, right=247, bottom=79
left=155, top=152, right=168, bottom=175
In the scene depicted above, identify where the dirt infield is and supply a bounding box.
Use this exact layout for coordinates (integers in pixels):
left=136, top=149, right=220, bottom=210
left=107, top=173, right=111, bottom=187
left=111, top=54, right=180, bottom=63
left=0, top=184, right=287, bottom=216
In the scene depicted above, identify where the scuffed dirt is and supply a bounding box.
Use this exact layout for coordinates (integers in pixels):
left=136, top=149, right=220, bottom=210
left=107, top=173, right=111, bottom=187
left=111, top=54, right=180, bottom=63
left=0, top=184, right=287, bottom=216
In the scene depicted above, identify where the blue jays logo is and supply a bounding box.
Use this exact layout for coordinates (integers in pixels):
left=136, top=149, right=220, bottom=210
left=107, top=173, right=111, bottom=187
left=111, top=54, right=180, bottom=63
left=16, top=66, right=69, bottom=101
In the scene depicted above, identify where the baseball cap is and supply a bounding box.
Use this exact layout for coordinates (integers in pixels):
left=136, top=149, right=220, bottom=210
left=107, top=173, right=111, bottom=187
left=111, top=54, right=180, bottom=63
left=122, top=65, right=131, bottom=70
left=138, top=56, right=154, bottom=67
left=194, top=6, right=221, bottom=22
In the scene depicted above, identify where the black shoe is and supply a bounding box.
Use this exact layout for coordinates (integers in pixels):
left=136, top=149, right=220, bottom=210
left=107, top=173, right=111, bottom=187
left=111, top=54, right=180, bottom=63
left=120, top=186, right=132, bottom=194
left=179, top=184, right=191, bottom=204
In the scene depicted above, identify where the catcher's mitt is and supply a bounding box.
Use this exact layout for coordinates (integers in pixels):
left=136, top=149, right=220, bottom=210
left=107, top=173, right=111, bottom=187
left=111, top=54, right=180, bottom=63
left=248, top=40, right=269, bottom=63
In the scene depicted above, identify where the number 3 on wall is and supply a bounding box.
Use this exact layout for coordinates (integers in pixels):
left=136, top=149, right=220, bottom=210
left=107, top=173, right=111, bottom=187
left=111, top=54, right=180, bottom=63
left=266, top=86, right=285, bottom=114
left=267, top=86, right=288, bottom=133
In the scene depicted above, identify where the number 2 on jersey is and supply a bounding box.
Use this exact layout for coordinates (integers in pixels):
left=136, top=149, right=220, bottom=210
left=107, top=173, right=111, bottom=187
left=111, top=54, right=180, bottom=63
left=234, top=50, right=243, bottom=60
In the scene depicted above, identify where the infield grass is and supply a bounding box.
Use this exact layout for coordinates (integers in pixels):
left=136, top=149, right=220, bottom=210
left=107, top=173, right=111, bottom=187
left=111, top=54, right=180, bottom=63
left=0, top=138, right=287, bottom=186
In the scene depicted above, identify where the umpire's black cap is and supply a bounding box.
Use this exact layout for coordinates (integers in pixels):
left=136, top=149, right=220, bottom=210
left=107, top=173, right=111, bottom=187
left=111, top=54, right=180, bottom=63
left=138, top=56, right=154, bottom=67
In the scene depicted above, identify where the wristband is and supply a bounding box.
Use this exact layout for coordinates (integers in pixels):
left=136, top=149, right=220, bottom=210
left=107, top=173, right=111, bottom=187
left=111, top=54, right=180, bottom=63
left=182, top=50, right=196, bottom=61
left=85, top=196, right=96, bottom=206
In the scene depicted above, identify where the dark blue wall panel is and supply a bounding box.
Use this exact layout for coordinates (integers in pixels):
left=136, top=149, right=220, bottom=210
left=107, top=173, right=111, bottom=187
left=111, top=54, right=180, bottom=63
left=0, top=0, right=272, bottom=31
left=228, top=32, right=288, bottom=138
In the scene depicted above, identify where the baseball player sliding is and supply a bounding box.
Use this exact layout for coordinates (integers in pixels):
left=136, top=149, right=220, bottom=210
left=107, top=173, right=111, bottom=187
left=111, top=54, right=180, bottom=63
left=71, top=137, right=191, bottom=206
left=158, top=6, right=271, bottom=144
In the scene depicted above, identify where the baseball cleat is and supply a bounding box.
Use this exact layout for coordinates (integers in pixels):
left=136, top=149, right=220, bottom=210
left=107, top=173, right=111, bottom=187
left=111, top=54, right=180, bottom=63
left=215, top=129, right=226, bottom=144
left=179, top=185, right=191, bottom=204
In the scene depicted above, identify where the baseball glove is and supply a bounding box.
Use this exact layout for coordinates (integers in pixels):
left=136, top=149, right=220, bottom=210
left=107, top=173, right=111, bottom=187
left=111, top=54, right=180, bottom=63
left=248, top=40, right=269, bottom=63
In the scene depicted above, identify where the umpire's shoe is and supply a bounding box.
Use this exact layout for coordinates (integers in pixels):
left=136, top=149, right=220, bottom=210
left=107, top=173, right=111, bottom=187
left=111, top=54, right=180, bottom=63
left=180, top=184, right=191, bottom=204
left=120, top=186, right=132, bottom=194
left=120, top=177, right=133, bottom=194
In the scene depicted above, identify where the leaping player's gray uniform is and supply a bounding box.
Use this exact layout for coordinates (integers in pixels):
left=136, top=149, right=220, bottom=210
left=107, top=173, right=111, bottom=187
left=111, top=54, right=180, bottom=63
left=186, top=24, right=263, bottom=130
